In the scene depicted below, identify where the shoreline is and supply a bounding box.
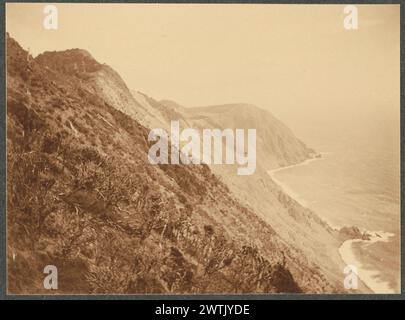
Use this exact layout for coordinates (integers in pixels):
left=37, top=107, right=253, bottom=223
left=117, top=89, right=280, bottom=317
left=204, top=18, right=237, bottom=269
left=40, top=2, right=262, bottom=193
left=267, top=154, right=396, bottom=294
left=267, top=153, right=339, bottom=229
left=338, top=230, right=395, bottom=294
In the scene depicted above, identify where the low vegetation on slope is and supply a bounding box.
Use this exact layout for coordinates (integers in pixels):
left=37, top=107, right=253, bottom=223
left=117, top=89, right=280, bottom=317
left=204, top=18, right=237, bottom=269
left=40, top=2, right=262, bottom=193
left=7, top=34, right=335, bottom=294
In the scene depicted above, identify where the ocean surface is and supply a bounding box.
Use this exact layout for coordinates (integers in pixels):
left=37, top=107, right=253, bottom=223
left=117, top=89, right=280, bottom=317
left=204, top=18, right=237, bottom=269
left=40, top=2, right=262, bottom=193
left=269, top=123, right=400, bottom=293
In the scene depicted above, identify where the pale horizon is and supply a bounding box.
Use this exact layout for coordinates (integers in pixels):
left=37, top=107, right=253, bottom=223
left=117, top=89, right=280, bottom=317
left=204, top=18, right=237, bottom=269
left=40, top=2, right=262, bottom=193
left=6, top=3, right=400, bottom=146
left=5, top=3, right=401, bottom=295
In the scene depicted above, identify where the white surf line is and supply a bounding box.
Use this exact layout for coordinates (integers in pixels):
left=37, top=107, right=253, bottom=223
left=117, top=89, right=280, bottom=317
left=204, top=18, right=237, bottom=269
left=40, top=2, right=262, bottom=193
left=267, top=154, right=396, bottom=293
left=268, top=168, right=310, bottom=207
left=268, top=155, right=325, bottom=176
left=267, top=153, right=338, bottom=229
left=339, top=231, right=396, bottom=294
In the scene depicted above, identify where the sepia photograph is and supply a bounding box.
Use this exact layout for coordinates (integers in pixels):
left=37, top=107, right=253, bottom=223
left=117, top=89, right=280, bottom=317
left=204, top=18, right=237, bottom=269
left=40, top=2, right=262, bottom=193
left=4, top=3, right=400, bottom=295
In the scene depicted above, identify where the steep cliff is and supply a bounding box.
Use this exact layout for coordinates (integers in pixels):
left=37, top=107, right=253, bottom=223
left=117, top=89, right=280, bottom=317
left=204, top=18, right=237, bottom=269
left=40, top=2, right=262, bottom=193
left=125, top=96, right=357, bottom=292
left=7, top=34, right=348, bottom=294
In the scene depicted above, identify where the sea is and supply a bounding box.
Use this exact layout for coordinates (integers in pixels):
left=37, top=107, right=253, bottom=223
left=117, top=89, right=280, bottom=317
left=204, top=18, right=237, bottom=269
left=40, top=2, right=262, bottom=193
left=268, top=115, right=400, bottom=293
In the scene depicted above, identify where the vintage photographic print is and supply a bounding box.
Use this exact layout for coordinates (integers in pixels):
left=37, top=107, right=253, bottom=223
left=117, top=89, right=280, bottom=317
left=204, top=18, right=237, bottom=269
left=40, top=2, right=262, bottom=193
left=5, top=3, right=400, bottom=295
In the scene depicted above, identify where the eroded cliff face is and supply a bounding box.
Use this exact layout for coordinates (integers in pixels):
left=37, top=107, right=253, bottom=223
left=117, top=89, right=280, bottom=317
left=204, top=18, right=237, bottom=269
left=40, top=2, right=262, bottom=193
left=7, top=34, right=347, bottom=294
left=122, top=94, right=355, bottom=291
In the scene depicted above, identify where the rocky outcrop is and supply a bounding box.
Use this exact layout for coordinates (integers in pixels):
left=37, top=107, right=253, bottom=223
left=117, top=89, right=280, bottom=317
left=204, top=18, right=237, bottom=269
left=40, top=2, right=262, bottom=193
left=339, top=226, right=371, bottom=242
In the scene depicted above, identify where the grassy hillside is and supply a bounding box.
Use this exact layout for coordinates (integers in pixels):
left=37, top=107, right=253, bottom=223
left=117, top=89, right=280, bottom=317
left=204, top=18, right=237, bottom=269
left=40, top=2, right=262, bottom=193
left=7, top=34, right=338, bottom=294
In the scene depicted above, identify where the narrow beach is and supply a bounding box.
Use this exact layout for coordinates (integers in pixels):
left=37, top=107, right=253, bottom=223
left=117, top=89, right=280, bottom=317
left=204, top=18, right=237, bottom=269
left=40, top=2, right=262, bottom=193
left=267, top=155, right=396, bottom=294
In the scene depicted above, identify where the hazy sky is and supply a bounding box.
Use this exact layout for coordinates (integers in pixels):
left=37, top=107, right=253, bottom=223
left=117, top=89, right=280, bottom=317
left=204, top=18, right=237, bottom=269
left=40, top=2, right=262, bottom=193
left=6, top=4, right=400, bottom=146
